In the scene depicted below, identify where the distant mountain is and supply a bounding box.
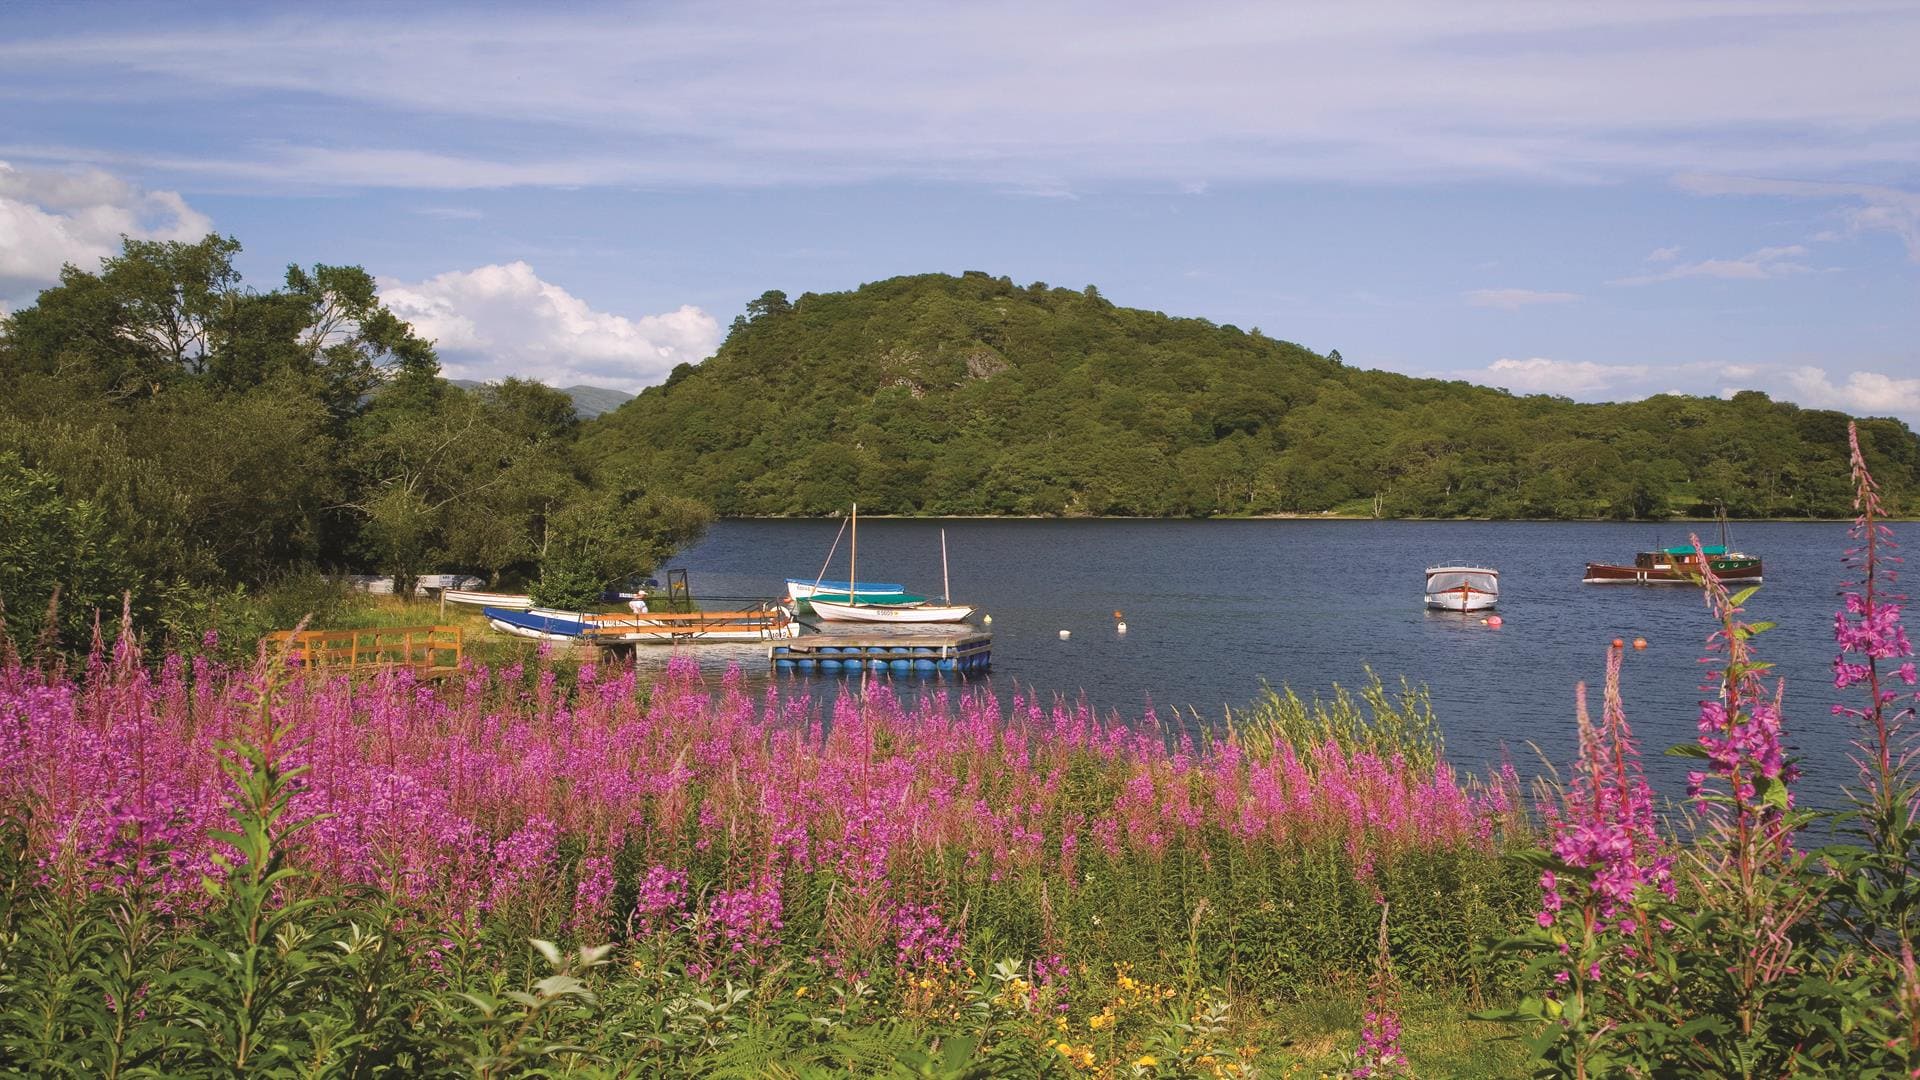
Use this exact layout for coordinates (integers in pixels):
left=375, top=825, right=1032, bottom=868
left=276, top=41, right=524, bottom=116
left=578, top=271, right=1920, bottom=519
left=447, top=378, right=633, bottom=419
left=557, top=384, right=635, bottom=420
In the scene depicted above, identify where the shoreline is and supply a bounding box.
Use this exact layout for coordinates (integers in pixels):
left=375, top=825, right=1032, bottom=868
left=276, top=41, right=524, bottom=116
left=718, top=512, right=1907, bottom=523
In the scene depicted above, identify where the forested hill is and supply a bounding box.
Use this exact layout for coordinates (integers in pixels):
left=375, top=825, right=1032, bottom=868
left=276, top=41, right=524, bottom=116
left=580, top=272, right=1920, bottom=518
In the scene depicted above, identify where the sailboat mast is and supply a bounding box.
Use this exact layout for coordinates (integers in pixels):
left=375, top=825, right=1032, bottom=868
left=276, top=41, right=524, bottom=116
left=849, top=503, right=858, bottom=609
left=941, top=528, right=951, bottom=604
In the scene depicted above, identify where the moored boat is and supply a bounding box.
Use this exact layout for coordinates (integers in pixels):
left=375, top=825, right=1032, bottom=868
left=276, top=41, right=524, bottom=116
left=806, top=506, right=976, bottom=624
left=1425, top=566, right=1499, bottom=612
left=786, top=578, right=906, bottom=599
left=808, top=599, right=976, bottom=623
left=1582, top=545, right=1762, bottom=585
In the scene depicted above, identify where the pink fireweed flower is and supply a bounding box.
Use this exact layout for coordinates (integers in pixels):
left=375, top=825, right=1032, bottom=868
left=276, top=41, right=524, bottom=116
left=1834, top=421, right=1919, bottom=806
left=1541, top=649, right=1673, bottom=932
left=1352, top=1008, right=1410, bottom=1078
left=1689, top=534, right=1797, bottom=851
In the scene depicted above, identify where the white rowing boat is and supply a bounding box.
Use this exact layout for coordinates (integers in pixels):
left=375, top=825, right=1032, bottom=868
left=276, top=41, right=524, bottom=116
left=1425, top=566, right=1499, bottom=612
left=446, top=589, right=534, bottom=610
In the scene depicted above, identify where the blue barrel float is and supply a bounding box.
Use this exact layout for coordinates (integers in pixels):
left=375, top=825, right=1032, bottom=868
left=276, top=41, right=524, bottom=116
left=768, top=633, right=991, bottom=677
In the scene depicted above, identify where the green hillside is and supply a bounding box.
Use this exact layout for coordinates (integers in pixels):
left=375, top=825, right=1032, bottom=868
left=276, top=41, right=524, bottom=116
left=581, top=272, right=1920, bottom=518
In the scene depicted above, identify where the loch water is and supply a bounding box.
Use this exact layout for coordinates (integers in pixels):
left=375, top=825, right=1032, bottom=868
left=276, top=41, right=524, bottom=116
left=654, top=518, right=1904, bottom=808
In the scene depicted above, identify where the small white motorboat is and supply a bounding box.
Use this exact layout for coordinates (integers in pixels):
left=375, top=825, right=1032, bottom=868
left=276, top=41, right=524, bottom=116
left=1425, top=566, right=1499, bottom=612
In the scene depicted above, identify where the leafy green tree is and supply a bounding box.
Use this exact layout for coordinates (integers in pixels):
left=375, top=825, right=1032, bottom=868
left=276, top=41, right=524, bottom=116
left=0, top=453, right=136, bottom=655
left=530, top=483, right=713, bottom=609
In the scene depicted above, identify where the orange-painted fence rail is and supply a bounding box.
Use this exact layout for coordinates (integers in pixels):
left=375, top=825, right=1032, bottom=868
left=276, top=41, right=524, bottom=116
left=263, top=625, right=463, bottom=677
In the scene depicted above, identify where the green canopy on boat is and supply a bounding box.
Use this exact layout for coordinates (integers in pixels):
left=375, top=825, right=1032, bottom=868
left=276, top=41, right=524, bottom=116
left=1660, top=544, right=1728, bottom=556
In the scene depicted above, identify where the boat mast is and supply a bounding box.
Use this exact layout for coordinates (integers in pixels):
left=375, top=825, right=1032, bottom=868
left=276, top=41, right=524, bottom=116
left=941, top=528, right=951, bottom=604
left=849, top=503, right=859, bottom=609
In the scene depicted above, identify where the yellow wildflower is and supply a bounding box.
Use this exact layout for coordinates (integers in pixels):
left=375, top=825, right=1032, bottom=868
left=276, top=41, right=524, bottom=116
left=1134, top=1054, right=1159, bottom=1067
left=794, top=986, right=808, bottom=998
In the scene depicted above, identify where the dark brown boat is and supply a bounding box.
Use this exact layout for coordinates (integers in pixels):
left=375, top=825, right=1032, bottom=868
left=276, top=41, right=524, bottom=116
left=1582, top=544, right=1762, bottom=584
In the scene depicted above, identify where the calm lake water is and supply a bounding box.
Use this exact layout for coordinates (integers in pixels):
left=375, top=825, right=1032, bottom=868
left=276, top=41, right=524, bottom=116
left=648, top=518, right=1902, bottom=808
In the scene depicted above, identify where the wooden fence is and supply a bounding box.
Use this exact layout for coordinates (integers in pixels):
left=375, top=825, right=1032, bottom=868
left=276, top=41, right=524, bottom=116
left=263, top=625, right=463, bottom=677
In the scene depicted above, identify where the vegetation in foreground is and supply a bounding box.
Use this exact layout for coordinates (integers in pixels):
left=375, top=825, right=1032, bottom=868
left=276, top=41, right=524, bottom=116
left=0, top=615, right=1534, bottom=1076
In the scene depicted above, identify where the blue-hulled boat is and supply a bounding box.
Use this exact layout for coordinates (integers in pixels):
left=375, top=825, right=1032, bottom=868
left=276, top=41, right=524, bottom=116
left=786, top=578, right=906, bottom=600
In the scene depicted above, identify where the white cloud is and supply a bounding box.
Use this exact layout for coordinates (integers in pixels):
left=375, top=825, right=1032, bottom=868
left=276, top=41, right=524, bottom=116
left=1463, top=288, right=1579, bottom=310
left=5, top=3, right=1920, bottom=189
left=1611, top=244, right=1814, bottom=285
left=1473, top=357, right=1652, bottom=395
left=0, top=159, right=211, bottom=298
left=1781, top=365, right=1920, bottom=417
left=377, top=261, right=720, bottom=391
left=1646, top=246, right=1681, bottom=263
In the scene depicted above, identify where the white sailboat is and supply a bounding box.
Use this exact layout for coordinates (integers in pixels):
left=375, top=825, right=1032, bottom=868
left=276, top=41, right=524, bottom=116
left=809, top=507, right=975, bottom=624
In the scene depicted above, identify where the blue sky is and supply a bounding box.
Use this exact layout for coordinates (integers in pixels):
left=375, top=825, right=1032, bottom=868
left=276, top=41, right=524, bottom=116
left=2, top=1, right=1917, bottom=418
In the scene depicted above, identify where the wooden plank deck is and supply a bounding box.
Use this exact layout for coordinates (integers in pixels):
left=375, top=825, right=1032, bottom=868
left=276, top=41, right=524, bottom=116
left=264, top=625, right=463, bottom=677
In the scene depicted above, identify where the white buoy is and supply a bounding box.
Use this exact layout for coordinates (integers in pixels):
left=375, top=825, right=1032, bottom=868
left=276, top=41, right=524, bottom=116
left=1116, top=621, right=1128, bottom=634
left=1058, top=629, right=1071, bottom=640
left=982, top=613, right=992, bottom=625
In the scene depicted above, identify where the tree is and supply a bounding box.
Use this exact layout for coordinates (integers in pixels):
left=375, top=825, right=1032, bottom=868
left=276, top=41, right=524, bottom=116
left=0, top=453, right=137, bottom=655
left=531, top=482, right=713, bottom=609
left=744, top=289, right=792, bottom=321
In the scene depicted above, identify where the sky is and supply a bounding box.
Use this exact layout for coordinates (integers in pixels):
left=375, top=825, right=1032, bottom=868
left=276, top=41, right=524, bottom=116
left=2, top=0, right=1918, bottom=419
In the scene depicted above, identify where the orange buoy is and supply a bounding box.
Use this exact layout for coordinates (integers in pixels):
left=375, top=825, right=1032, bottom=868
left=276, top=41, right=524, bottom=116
left=1113, top=610, right=1124, bottom=620
left=1486, top=615, right=1503, bottom=628
left=1612, top=637, right=1624, bottom=649
left=1633, top=637, right=1648, bottom=650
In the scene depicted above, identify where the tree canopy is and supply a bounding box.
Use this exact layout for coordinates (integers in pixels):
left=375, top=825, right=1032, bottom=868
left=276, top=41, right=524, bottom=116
left=0, top=235, right=709, bottom=654
left=581, top=271, right=1920, bottom=519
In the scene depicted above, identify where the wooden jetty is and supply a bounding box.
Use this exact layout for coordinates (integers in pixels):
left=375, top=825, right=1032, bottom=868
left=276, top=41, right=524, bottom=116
left=770, top=632, right=991, bottom=675
left=263, top=625, right=463, bottom=677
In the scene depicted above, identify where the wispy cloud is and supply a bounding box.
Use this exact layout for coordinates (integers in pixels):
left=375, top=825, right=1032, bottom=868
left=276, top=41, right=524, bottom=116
left=3, top=4, right=1919, bottom=191
left=1463, top=287, right=1579, bottom=310
left=1611, top=244, right=1814, bottom=285
left=1675, top=173, right=1920, bottom=260
left=414, top=206, right=484, bottom=220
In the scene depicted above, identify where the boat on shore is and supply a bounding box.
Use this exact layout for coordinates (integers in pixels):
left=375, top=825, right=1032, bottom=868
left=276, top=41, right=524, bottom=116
left=1425, top=566, right=1499, bottom=612
left=444, top=589, right=534, bottom=610
left=484, top=606, right=798, bottom=644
